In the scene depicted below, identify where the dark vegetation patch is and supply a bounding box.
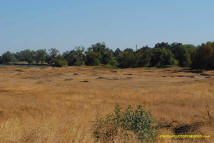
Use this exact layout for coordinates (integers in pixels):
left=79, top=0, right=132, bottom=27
left=124, top=73, right=133, bottom=75
left=96, top=77, right=107, bottom=80
left=200, top=73, right=209, bottom=76
left=160, top=120, right=204, bottom=135
left=96, top=77, right=118, bottom=80
left=159, top=121, right=210, bottom=143
left=80, top=80, right=89, bottom=82
left=64, top=78, right=73, bottom=81
left=173, top=122, right=204, bottom=135
left=160, top=104, right=213, bottom=141
left=14, top=69, right=25, bottom=72
left=177, top=75, right=195, bottom=78
left=172, top=69, right=203, bottom=74
left=96, top=77, right=132, bottom=80
left=0, top=110, right=4, bottom=118
left=1, top=41, right=214, bottom=70
left=161, top=74, right=210, bottom=79
left=23, top=76, right=41, bottom=80
left=0, top=88, right=10, bottom=93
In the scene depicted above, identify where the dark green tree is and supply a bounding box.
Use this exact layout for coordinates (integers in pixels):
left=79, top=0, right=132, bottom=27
left=91, top=43, right=113, bottom=64
left=182, top=44, right=196, bottom=62
left=0, top=56, right=2, bottom=64
left=118, top=48, right=137, bottom=68
left=15, top=49, right=35, bottom=64
left=150, top=48, right=177, bottom=67
left=191, top=42, right=214, bottom=69
left=114, top=48, right=122, bottom=57
left=85, top=43, right=115, bottom=66
left=154, top=42, right=171, bottom=49
left=136, top=46, right=152, bottom=67
left=46, top=48, right=60, bottom=65
left=102, top=49, right=114, bottom=65
left=85, top=51, right=101, bottom=66
left=63, top=47, right=85, bottom=66
left=169, top=43, right=191, bottom=67
left=53, top=56, right=68, bottom=67
left=35, top=49, right=47, bottom=64
left=1, top=51, right=15, bottom=64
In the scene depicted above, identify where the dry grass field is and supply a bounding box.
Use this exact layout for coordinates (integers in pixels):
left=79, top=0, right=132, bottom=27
left=0, top=66, right=213, bottom=143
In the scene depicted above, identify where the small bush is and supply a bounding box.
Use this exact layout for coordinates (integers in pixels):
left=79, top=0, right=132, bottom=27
left=93, top=105, right=158, bottom=143
left=53, top=56, right=68, bottom=67
left=108, top=58, right=118, bottom=67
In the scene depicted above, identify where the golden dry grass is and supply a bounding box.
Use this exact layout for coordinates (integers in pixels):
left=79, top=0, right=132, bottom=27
left=0, top=66, right=213, bottom=143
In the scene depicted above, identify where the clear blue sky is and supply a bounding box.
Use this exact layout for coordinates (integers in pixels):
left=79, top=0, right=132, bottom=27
left=0, top=0, right=214, bottom=54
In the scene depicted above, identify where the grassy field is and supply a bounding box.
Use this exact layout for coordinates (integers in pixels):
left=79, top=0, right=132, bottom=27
left=0, top=66, right=213, bottom=143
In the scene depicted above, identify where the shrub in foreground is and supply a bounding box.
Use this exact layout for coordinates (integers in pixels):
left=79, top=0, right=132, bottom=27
left=93, top=105, right=158, bottom=143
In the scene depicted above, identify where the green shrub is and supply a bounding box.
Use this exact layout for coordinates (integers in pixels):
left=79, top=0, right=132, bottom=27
left=53, top=56, right=68, bottom=67
left=117, top=49, right=137, bottom=68
left=108, top=58, right=118, bottom=67
left=93, top=105, right=158, bottom=143
left=85, top=52, right=101, bottom=66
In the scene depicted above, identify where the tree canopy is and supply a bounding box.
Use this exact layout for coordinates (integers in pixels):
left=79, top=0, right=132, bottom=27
left=1, top=41, right=214, bottom=70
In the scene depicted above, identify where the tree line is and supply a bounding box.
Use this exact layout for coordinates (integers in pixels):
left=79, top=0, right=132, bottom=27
left=0, top=41, right=214, bottom=69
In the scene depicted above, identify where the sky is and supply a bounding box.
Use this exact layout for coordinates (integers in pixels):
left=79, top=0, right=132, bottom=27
left=0, top=0, right=214, bottom=54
